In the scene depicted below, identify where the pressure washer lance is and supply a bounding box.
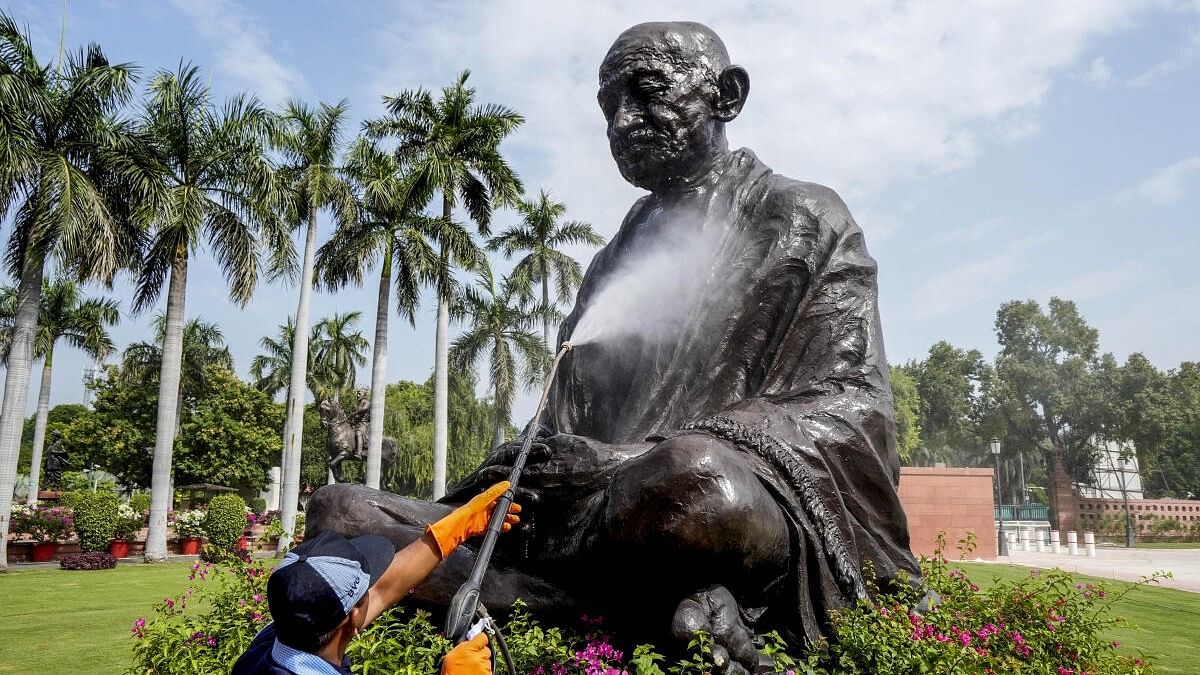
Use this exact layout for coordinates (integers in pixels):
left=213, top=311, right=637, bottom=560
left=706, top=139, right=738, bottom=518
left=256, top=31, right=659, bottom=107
left=443, top=343, right=573, bottom=656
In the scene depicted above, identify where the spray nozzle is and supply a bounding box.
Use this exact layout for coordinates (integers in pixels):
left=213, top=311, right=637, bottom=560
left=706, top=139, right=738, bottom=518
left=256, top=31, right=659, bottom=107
left=560, top=341, right=574, bottom=352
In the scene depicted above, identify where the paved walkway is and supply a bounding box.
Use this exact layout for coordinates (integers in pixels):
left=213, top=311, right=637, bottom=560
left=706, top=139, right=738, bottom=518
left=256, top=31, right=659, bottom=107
left=985, top=546, right=1200, bottom=593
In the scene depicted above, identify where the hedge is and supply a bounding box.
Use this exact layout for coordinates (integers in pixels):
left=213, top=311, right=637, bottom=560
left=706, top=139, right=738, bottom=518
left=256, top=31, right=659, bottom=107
left=203, top=494, right=247, bottom=549
left=73, top=492, right=118, bottom=552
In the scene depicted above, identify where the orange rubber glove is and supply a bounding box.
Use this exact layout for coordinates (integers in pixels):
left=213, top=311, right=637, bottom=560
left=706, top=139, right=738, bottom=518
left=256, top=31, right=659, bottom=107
left=442, top=633, right=491, bottom=675
left=426, top=481, right=521, bottom=559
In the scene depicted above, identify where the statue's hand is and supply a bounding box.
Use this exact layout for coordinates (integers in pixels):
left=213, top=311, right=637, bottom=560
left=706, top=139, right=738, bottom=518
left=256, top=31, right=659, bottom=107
left=447, top=434, right=650, bottom=503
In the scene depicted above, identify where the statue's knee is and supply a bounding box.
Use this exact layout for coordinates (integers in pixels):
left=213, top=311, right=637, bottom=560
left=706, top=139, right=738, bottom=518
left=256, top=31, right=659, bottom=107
left=607, top=434, right=748, bottom=539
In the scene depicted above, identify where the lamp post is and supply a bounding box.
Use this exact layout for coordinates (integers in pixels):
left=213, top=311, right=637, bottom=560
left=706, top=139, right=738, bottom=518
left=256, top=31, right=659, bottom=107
left=1118, top=453, right=1136, bottom=548
left=991, top=438, right=1008, bottom=556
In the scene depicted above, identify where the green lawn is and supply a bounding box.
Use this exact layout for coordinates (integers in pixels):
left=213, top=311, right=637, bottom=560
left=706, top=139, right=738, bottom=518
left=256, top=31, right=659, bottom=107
left=960, top=562, right=1200, bottom=675
left=0, top=560, right=1197, bottom=674
left=0, top=562, right=196, bottom=675
left=1134, top=541, right=1200, bottom=549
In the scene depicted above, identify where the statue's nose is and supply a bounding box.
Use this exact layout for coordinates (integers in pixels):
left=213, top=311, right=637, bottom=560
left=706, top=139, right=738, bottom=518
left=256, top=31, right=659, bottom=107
left=609, top=96, right=641, bottom=134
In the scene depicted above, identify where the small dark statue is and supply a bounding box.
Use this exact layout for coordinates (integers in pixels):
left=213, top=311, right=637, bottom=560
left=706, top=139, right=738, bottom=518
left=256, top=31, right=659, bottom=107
left=318, top=393, right=397, bottom=483
left=308, top=22, right=919, bottom=672
left=43, top=430, right=69, bottom=492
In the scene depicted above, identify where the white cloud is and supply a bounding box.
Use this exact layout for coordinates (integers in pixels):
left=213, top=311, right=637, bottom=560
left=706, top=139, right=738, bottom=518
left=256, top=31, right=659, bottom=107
left=906, top=232, right=1059, bottom=319
left=367, top=0, right=1155, bottom=245
left=1047, top=261, right=1143, bottom=301
left=1086, top=56, right=1115, bottom=85
left=1127, top=29, right=1200, bottom=87
left=168, top=0, right=303, bottom=104
left=1123, top=154, right=1200, bottom=204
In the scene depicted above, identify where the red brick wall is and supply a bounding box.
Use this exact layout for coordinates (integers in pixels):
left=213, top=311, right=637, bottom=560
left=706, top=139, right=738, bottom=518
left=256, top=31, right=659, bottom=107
left=898, top=467, right=997, bottom=560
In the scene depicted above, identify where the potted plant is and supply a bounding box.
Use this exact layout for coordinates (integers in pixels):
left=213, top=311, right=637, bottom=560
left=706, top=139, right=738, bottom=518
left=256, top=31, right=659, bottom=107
left=13, top=506, right=75, bottom=561
left=173, top=510, right=207, bottom=554
left=110, top=503, right=144, bottom=558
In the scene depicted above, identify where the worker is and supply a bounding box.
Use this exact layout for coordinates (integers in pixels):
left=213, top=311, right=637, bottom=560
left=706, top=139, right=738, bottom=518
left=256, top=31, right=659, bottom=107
left=233, top=481, right=520, bottom=675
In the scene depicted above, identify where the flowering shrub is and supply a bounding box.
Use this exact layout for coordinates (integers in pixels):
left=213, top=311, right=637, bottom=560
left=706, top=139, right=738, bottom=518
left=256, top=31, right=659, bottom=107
left=60, top=551, right=118, bottom=570
left=127, top=533, right=1158, bottom=675
left=128, top=493, right=152, bottom=516
left=128, top=556, right=271, bottom=674
left=796, top=533, right=1157, bottom=674
left=171, top=510, right=206, bottom=539
left=10, top=505, right=74, bottom=542
left=114, top=503, right=146, bottom=541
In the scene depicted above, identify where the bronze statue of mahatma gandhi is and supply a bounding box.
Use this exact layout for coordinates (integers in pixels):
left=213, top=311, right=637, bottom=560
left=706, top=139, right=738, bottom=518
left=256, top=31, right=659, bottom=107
left=308, top=21, right=919, bottom=673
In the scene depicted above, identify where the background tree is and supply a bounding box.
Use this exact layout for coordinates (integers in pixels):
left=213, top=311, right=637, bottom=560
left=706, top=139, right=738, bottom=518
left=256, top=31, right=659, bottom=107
left=0, top=12, right=151, bottom=570
left=488, top=190, right=604, bottom=350
left=318, top=138, right=480, bottom=489
left=382, top=371, right=499, bottom=498
left=134, top=64, right=289, bottom=562
left=62, top=365, right=282, bottom=491
left=888, top=366, right=922, bottom=463
left=0, top=279, right=119, bottom=504
left=901, top=341, right=989, bottom=467
left=450, top=269, right=550, bottom=448
left=309, top=311, right=369, bottom=402
left=271, top=99, right=355, bottom=550
left=120, top=315, right=233, bottom=415
left=366, top=69, right=523, bottom=498
left=18, top=404, right=88, bottom=475
left=985, top=298, right=1116, bottom=486
left=173, top=366, right=283, bottom=489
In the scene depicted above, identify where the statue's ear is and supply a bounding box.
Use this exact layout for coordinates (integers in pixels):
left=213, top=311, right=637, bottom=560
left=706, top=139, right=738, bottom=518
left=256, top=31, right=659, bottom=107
left=714, top=65, right=749, bottom=122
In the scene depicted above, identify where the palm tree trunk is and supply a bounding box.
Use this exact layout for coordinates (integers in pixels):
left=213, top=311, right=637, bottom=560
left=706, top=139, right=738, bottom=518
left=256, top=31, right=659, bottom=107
left=542, top=267, right=551, bottom=352
left=145, top=251, right=188, bottom=562
left=0, top=255, right=45, bottom=571
left=492, top=381, right=505, bottom=450
left=365, top=247, right=391, bottom=490
left=432, top=193, right=452, bottom=499
left=279, top=210, right=318, bottom=553
left=25, top=347, right=55, bottom=507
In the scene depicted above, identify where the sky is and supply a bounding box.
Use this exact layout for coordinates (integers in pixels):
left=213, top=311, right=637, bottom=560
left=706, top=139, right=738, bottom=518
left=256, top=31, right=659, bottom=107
left=4, top=0, right=1199, bottom=424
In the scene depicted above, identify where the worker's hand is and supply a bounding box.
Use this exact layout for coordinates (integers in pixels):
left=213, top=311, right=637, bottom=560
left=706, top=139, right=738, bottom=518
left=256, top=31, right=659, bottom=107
left=442, top=632, right=491, bottom=675
left=427, top=481, right=520, bottom=559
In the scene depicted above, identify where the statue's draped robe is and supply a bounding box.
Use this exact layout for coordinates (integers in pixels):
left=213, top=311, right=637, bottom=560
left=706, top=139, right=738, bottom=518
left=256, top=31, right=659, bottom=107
left=547, top=149, right=919, bottom=642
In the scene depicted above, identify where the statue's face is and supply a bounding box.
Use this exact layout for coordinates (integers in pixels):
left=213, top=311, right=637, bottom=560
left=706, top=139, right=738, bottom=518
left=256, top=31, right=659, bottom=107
left=599, top=46, right=720, bottom=191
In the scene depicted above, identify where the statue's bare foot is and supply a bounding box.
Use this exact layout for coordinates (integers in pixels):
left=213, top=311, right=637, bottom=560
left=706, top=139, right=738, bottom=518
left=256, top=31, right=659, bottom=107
left=671, top=585, right=770, bottom=675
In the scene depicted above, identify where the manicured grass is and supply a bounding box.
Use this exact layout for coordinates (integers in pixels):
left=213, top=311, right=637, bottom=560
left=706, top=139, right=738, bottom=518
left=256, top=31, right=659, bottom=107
left=1134, top=541, right=1200, bottom=549
left=1, top=560, right=1197, bottom=674
left=960, top=562, right=1200, bottom=675
left=0, top=562, right=196, bottom=675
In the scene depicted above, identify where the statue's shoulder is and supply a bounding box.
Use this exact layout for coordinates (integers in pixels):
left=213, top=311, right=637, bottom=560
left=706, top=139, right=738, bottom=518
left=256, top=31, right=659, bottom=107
left=758, top=173, right=855, bottom=234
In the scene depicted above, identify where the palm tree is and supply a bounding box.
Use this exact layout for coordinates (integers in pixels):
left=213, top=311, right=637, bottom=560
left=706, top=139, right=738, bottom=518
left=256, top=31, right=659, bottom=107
left=250, top=318, right=305, bottom=400
left=310, top=311, right=369, bottom=402
left=450, top=268, right=550, bottom=449
left=317, top=138, right=481, bottom=489
left=489, top=190, right=604, bottom=352
left=271, top=100, right=355, bottom=549
left=134, top=64, right=289, bottom=562
left=0, top=279, right=119, bottom=506
left=120, top=315, right=234, bottom=407
left=366, top=70, right=523, bottom=497
left=0, top=13, right=153, bottom=570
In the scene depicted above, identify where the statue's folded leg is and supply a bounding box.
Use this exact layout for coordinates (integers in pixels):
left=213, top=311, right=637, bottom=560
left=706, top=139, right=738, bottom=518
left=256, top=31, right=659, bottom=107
left=305, top=483, right=578, bottom=613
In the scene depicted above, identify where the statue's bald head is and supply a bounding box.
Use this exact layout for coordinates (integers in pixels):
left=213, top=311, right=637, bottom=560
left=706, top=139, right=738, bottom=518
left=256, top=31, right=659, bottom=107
left=597, top=22, right=749, bottom=192
left=600, top=22, right=731, bottom=96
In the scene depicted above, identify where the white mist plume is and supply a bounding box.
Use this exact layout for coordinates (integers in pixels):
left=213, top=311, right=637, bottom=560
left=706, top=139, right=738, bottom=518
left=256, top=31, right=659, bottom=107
left=567, top=213, right=725, bottom=346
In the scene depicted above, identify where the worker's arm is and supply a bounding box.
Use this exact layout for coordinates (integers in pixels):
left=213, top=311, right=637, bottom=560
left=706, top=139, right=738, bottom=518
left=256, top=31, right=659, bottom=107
left=363, top=482, right=520, bottom=625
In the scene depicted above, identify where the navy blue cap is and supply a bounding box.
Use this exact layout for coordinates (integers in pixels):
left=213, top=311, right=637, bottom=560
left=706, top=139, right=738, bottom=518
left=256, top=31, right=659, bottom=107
left=267, top=531, right=395, bottom=647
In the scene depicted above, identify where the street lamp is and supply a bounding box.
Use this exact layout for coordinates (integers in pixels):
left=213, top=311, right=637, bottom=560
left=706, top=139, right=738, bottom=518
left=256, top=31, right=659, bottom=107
left=991, top=438, right=1008, bottom=556
left=1118, top=453, right=1136, bottom=548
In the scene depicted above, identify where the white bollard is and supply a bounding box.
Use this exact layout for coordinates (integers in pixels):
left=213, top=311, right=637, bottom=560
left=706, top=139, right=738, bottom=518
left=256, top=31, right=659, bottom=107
left=1084, top=531, right=1096, bottom=557
left=1021, top=528, right=1032, bottom=552
left=1050, top=530, right=1061, bottom=554
left=1037, top=533, right=1046, bottom=553
left=267, top=466, right=281, bottom=511
left=1067, top=531, right=1078, bottom=556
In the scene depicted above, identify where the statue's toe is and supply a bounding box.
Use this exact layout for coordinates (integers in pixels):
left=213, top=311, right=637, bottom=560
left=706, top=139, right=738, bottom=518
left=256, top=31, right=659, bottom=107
left=670, top=585, right=770, bottom=674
